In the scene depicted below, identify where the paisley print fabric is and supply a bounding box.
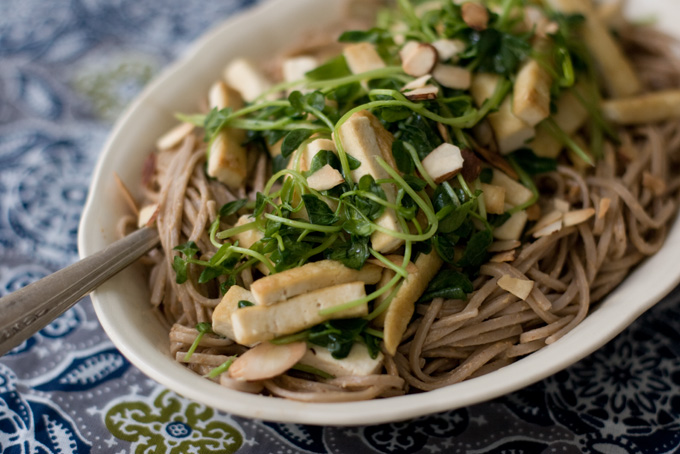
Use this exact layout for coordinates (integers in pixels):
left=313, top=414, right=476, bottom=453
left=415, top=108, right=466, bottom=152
left=0, top=1, right=679, bottom=452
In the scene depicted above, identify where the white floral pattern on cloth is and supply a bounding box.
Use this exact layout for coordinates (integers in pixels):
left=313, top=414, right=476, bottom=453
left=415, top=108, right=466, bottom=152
left=0, top=0, right=680, bottom=453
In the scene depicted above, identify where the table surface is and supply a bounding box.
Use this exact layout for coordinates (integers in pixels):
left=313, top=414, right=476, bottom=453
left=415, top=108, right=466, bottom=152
left=1, top=1, right=679, bottom=453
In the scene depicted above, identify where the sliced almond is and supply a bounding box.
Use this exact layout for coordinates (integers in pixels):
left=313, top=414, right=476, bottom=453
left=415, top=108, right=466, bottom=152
left=432, top=64, right=471, bottom=90
left=400, top=42, right=438, bottom=77
left=156, top=122, right=195, bottom=151
left=229, top=341, right=307, bottom=381
left=481, top=183, right=506, bottom=215
left=529, top=210, right=563, bottom=234
left=532, top=220, right=563, bottom=238
left=488, top=240, right=521, bottom=252
left=219, top=375, right=264, bottom=394
left=553, top=198, right=570, bottom=213
left=137, top=204, right=159, bottom=228
left=403, top=85, right=439, bottom=101
left=563, top=208, right=596, bottom=227
left=490, top=250, right=516, bottom=263
left=402, top=74, right=432, bottom=91
left=114, top=173, right=138, bottom=215
left=421, top=143, right=464, bottom=184
left=437, top=122, right=452, bottom=144
left=461, top=2, right=489, bottom=30
left=307, top=164, right=345, bottom=191
left=642, top=171, right=667, bottom=196
left=598, top=198, right=611, bottom=219
left=526, top=203, right=541, bottom=221
left=497, top=275, right=534, bottom=300
left=460, top=148, right=482, bottom=183
left=431, top=39, right=466, bottom=62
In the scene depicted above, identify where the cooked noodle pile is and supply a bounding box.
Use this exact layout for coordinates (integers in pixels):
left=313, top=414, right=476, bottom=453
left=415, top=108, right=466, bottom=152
left=119, top=13, right=680, bottom=400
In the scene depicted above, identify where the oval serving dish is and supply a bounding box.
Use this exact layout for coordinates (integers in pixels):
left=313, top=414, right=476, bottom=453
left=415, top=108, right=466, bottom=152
left=78, top=0, right=680, bottom=425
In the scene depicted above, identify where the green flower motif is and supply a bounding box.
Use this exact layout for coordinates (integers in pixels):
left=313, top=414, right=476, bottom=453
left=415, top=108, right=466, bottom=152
left=105, top=389, right=243, bottom=454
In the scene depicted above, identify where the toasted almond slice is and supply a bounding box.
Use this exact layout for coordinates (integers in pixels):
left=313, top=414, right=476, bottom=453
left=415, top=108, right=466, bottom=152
left=431, top=39, right=466, bottom=62
left=432, top=64, right=471, bottom=90
left=526, top=203, right=541, bottom=221
left=642, top=171, right=667, bottom=196
left=422, top=143, right=464, bottom=184
left=403, top=85, right=439, bottom=101
left=598, top=198, right=611, bottom=219
left=437, top=122, right=452, bottom=144
left=137, top=204, right=159, bottom=228
left=554, top=198, right=570, bottom=213
left=563, top=208, right=596, bottom=227
left=490, top=250, right=517, bottom=263
left=307, top=164, right=345, bottom=191
left=460, top=148, right=482, bottom=183
left=532, top=220, right=563, bottom=238
left=401, top=42, right=438, bottom=77
left=229, top=341, right=307, bottom=381
left=402, top=74, right=432, bottom=91
left=497, top=275, right=534, bottom=300
left=156, top=122, right=195, bottom=151
left=488, top=240, right=521, bottom=252
left=219, top=375, right=264, bottom=393
left=462, top=2, right=489, bottom=30
left=481, top=183, right=506, bottom=215
left=114, top=173, right=138, bottom=215
left=529, top=210, right=563, bottom=234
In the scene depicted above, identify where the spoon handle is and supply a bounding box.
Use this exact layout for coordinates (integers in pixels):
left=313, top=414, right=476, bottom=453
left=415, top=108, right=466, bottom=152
left=0, top=227, right=160, bottom=356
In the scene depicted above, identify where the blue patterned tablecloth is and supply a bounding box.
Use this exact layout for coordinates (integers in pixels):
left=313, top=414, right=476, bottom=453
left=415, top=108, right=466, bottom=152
left=1, top=1, right=679, bottom=453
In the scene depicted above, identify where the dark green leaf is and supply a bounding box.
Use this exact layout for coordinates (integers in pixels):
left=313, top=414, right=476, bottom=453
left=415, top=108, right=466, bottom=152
left=219, top=199, right=247, bottom=218
left=281, top=129, right=314, bottom=158
left=196, top=322, right=214, bottom=334
left=172, top=256, right=189, bottom=284
left=325, top=236, right=370, bottom=270
left=309, top=149, right=342, bottom=175
left=355, top=175, right=386, bottom=222
left=479, top=168, right=493, bottom=183
left=198, top=265, right=229, bottom=284
left=439, top=199, right=475, bottom=233
left=419, top=269, right=474, bottom=302
left=458, top=229, right=493, bottom=269
left=253, top=192, right=268, bottom=217
left=510, top=148, right=558, bottom=175
left=305, top=91, right=326, bottom=112
left=203, top=107, right=233, bottom=142
left=433, top=233, right=458, bottom=263
left=302, top=195, right=338, bottom=226
left=220, top=275, right=236, bottom=295
left=238, top=300, right=254, bottom=308
left=272, top=154, right=290, bottom=174
left=174, top=241, right=199, bottom=259
left=346, top=153, right=362, bottom=170
left=342, top=206, right=374, bottom=237
left=402, top=174, right=428, bottom=192
left=362, top=333, right=381, bottom=359
left=305, top=55, right=351, bottom=81
left=309, top=318, right=368, bottom=359
left=392, top=140, right=415, bottom=174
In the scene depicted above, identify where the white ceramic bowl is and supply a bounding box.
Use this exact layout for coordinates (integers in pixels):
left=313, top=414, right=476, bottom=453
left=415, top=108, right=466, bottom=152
left=78, top=0, right=680, bottom=425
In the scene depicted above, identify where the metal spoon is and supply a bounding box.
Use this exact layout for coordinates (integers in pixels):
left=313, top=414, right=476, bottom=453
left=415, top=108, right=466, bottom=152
left=0, top=227, right=160, bottom=356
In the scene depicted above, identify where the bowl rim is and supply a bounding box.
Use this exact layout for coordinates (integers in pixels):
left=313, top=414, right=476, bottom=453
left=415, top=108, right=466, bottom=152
left=78, top=0, right=680, bottom=426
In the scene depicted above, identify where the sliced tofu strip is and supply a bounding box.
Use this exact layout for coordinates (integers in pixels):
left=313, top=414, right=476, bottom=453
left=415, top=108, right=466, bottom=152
left=231, top=282, right=368, bottom=345
left=223, top=58, right=273, bottom=102
left=206, top=82, right=247, bottom=190
left=343, top=42, right=385, bottom=74
left=601, top=90, right=680, bottom=125
left=490, top=169, right=534, bottom=208
left=301, top=343, right=384, bottom=378
left=513, top=59, right=552, bottom=126
left=250, top=259, right=382, bottom=306
left=471, top=73, right=534, bottom=154
left=337, top=111, right=403, bottom=253
left=212, top=285, right=254, bottom=341
left=530, top=86, right=589, bottom=158
left=373, top=251, right=443, bottom=355
left=546, top=0, right=641, bottom=98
